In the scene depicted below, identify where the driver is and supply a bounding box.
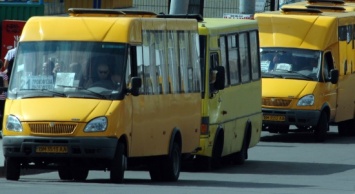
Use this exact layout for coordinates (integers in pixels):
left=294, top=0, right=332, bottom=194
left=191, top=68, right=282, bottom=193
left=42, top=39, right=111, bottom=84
left=88, top=63, right=118, bottom=90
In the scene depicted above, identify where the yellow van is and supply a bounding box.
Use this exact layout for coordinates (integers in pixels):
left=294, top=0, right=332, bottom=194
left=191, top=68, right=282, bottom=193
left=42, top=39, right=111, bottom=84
left=2, top=9, right=202, bottom=182
left=255, top=0, right=355, bottom=142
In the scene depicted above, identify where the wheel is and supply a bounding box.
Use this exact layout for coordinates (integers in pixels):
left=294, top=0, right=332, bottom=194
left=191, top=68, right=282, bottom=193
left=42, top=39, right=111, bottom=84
left=314, top=111, right=328, bottom=142
left=5, top=157, right=21, bottom=181
left=58, top=166, right=73, bottom=180
left=162, top=142, right=181, bottom=181
left=110, top=142, right=126, bottom=183
left=72, top=168, right=89, bottom=181
left=232, top=131, right=249, bottom=165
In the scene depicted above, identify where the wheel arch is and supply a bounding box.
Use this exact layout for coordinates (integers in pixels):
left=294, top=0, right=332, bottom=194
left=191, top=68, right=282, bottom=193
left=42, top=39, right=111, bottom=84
left=118, top=135, right=129, bottom=156
left=244, top=120, right=252, bottom=147
left=169, top=127, right=182, bottom=154
left=320, top=103, right=331, bottom=122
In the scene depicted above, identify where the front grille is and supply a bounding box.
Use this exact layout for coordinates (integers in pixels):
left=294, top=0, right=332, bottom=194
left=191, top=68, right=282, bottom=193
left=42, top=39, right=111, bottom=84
left=262, top=98, right=292, bottom=107
left=29, top=123, right=77, bottom=135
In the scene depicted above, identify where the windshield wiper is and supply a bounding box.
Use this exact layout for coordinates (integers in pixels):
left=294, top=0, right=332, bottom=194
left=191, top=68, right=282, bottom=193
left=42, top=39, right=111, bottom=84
left=284, top=71, right=315, bottom=80
left=81, top=88, right=108, bottom=99
left=56, top=85, right=108, bottom=99
left=262, top=72, right=284, bottom=78
left=18, top=89, right=66, bottom=98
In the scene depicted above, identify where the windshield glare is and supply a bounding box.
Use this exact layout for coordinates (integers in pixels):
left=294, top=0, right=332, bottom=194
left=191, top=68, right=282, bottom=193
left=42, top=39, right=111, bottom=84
left=260, top=48, right=321, bottom=80
left=8, top=41, right=128, bottom=99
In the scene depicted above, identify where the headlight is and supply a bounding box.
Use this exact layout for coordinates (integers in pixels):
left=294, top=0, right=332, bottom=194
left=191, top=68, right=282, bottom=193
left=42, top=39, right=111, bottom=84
left=84, top=117, right=107, bottom=132
left=6, top=115, right=23, bottom=132
left=297, top=95, right=314, bottom=106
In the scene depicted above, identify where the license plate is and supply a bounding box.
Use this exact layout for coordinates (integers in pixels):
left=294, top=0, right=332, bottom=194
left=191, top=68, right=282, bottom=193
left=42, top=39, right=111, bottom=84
left=263, top=115, right=285, bottom=121
left=36, top=146, right=68, bottom=153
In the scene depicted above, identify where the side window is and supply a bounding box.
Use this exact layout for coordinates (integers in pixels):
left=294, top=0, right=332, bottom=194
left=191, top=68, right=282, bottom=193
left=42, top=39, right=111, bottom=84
left=142, top=30, right=154, bottom=95
left=190, top=32, right=202, bottom=92
left=136, top=44, right=144, bottom=94
left=168, top=30, right=180, bottom=93
left=250, top=30, right=260, bottom=80
left=155, top=31, right=168, bottom=94
left=210, top=52, right=219, bottom=85
left=179, top=31, right=189, bottom=93
left=141, top=30, right=201, bottom=95
left=227, top=34, right=240, bottom=85
left=323, top=51, right=334, bottom=81
left=219, top=35, right=229, bottom=86
left=239, top=32, right=250, bottom=83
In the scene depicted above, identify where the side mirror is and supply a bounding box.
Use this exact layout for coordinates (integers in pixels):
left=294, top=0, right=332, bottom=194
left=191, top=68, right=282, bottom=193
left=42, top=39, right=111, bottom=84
left=213, top=66, right=225, bottom=90
left=129, top=77, right=142, bottom=96
left=330, top=69, right=339, bottom=84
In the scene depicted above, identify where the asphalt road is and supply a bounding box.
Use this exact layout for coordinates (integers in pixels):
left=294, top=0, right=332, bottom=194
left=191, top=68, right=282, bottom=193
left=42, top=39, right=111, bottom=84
left=1, top=126, right=355, bottom=194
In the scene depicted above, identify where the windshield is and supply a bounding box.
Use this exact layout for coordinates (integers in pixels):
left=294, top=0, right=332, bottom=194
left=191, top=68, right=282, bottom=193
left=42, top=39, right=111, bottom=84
left=8, top=41, right=128, bottom=100
left=260, top=48, right=321, bottom=81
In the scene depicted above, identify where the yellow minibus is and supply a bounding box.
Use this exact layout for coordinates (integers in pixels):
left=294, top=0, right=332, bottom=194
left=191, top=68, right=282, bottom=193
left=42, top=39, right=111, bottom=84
left=255, top=0, right=355, bottom=142
left=193, top=18, right=262, bottom=170
left=2, top=8, right=202, bottom=182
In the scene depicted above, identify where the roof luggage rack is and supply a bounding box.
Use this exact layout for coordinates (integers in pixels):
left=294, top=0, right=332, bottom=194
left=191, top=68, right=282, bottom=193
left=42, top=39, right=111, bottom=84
left=157, top=13, right=203, bottom=22
left=281, top=7, right=323, bottom=14
left=307, top=0, right=345, bottom=5
left=305, top=5, right=346, bottom=11
left=68, top=8, right=157, bottom=17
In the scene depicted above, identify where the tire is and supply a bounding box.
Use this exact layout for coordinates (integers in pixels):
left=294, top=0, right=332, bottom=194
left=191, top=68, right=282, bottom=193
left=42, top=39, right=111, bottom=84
left=110, top=142, right=126, bottom=183
left=5, top=157, right=21, bottom=181
left=161, top=142, right=181, bottom=182
left=233, top=131, right=249, bottom=165
left=58, top=166, right=73, bottom=180
left=314, top=111, right=328, bottom=142
left=72, top=168, right=89, bottom=181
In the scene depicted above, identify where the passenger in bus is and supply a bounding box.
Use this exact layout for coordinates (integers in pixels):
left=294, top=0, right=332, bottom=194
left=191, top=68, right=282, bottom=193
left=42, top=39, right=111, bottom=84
left=69, top=62, right=84, bottom=87
left=52, top=61, right=62, bottom=74
left=42, top=61, right=55, bottom=75
left=268, top=53, right=280, bottom=72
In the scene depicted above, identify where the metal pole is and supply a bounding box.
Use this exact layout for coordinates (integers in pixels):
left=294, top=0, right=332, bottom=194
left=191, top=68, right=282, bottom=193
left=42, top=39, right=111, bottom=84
left=169, top=0, right=190, bottom=14
left=239, top=0, right=256, bottom=14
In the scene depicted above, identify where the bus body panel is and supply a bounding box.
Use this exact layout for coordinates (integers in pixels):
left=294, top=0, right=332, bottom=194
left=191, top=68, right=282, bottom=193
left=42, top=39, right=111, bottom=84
left=257, top=14, right=338, bottom=50
left=130, top=93, right=201, bottom=157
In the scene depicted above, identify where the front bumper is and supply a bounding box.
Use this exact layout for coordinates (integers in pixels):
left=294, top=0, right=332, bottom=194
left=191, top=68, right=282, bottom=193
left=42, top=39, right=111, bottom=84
left=262, top=108, right=321, bottom=127
left=2, top=136, right=118, bottom=159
